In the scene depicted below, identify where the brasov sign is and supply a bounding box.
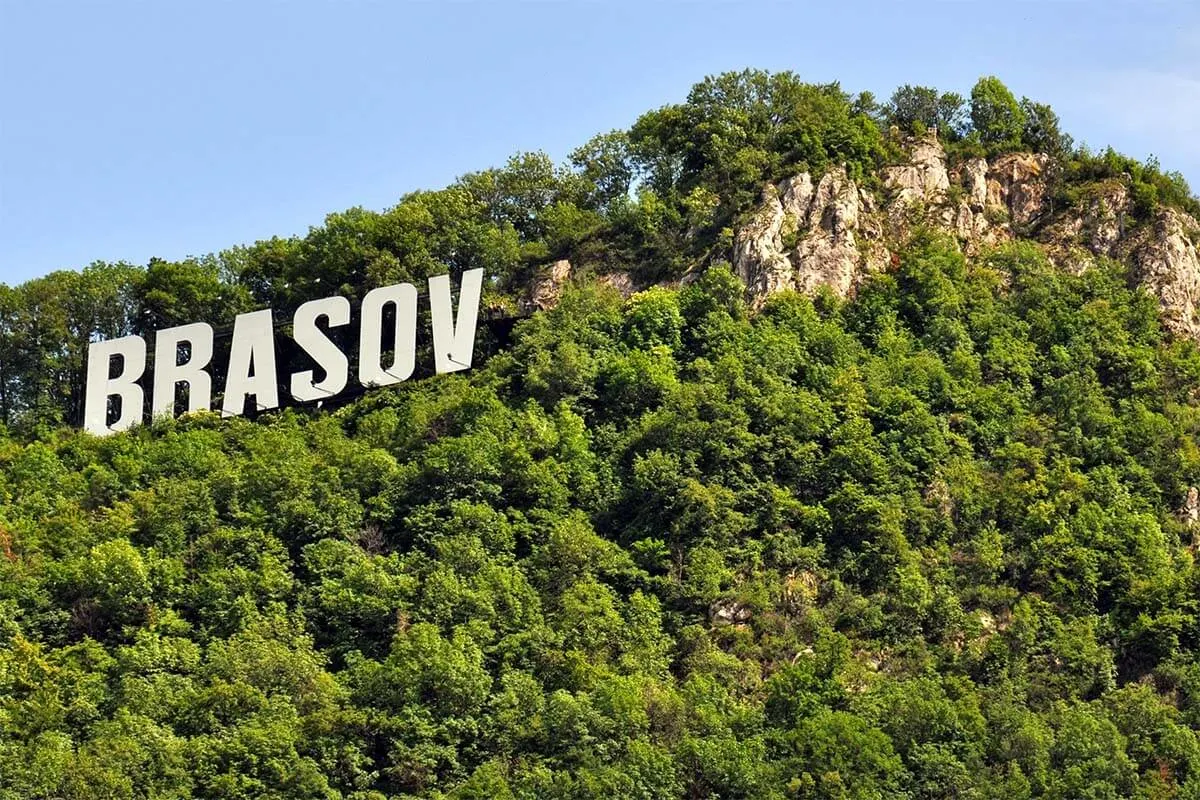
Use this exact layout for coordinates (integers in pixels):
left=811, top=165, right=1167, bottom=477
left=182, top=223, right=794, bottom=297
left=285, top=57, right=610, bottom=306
left=83, top=268, right=484, bottom=436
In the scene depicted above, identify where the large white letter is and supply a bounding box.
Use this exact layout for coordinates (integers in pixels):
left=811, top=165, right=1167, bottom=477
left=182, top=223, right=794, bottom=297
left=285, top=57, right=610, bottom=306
left=222, top=309, right=278, bottom=417
left=152, top=322, right=213, bottom=420
left=358, top=283, right=417, bottom=387
left=83, top=335, right=146, bottom=436
left=291, top=295, right=350, bottom=402
left=429, top=268, right=484, bottom=374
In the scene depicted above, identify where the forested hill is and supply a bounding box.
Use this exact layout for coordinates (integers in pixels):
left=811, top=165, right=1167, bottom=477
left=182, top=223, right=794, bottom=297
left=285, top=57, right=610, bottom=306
left=4, top=72, right=1200, bottom=799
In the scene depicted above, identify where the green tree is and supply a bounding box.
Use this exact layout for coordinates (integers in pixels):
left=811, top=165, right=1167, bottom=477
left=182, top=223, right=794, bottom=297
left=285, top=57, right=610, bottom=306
left=886, top=85, right=968, bottom=138
left=970, top=76, right=1026, bottom=151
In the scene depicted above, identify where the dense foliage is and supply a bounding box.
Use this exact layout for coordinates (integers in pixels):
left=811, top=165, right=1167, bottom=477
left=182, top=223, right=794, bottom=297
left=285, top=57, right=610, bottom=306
left=5, top=242, right=1200, bottom=798
left=4, top=69, right=1200, bottom=799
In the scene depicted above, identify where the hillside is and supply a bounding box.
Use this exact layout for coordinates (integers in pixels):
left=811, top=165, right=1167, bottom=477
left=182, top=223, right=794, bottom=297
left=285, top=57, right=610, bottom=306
left=3, top=72, right=1200, bottom=798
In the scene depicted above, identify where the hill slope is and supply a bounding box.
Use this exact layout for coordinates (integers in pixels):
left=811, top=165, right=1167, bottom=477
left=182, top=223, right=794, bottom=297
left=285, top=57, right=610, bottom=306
left=3, top=72, right=1200, bottom=799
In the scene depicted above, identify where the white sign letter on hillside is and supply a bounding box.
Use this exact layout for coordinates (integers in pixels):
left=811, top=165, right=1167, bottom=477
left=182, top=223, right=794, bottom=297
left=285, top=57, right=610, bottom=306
left=83, top=335, right=146, bottom=436
left=359, top=283, right=418, bottom=387
left=429, top=268, right=484, bottom=374
left=222, top=309, right=279, bottom=417
left=152, top=322, right=214, bottom=419
left=291, top=296, right=351, bottom=402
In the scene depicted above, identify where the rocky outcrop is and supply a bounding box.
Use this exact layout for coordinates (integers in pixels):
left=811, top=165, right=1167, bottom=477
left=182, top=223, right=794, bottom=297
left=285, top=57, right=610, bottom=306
left=883, top=131, right=950, bottom=206
left=1131, top=210, right=1200, bottom=339
left=732, top=184, right=796, bottom=299
left=726, top=130, right=1200, bottom=344
left=710, top=599, right=753, bottom=626
left=1085, top=182, right=1130, bottom=256
left=986, top=153, right=1051, bottom=226
left=598, top=270, right=637, bottom=298
left=531, top=164, right=1198, bottom=337
left=879, top=137, right=1052, bottom=237
left=938, top=156, right=1004, bottom=250
left=733, top=168, right=888, bottom=305
left=1182, top=487, right=1200, bottom=549
left=1179, top=486, right=1199, bottom=526
left=791, top=170, right=889, bottom=296
left=519, top=261, right=638, bottom=312
left=521, top=259, right=573, bottom=313
left=1040, top=181, right=1132, bottom=273
left=732, top=131, right=1052, bottom=308
left=963, top=158, right=989, bottom=210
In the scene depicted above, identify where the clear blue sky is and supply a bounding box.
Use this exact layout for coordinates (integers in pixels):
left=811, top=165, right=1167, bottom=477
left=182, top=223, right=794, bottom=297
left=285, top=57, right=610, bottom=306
left=2, top=1, right=1197, bottom=285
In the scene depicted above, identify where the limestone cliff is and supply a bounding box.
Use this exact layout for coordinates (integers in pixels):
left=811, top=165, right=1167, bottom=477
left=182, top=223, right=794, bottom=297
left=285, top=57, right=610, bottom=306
left=520, top=259, right=574, bottom=313
left=732, top=168, right=887, bottom=306
left=883, top=130, right=950, bottom=207
left=1130, top=210, right=1200, bottom=339
left=729, top=130, right=1200, bottom=341
left=527, top=131, right=1200, bottom=344
left=520, top=259, right=636, bottom=314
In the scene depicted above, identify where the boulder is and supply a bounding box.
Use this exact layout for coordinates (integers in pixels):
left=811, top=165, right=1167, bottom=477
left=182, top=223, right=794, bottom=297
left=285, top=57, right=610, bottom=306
left=710, top=599, right=753, bottom=626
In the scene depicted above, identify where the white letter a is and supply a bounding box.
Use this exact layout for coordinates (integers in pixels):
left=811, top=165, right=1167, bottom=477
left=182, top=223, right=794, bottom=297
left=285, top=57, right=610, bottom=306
left=222, top=309, right=279, bottom=417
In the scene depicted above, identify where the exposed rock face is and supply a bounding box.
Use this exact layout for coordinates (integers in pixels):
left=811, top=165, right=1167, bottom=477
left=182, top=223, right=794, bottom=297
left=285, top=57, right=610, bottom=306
left=732, top=185, right=796, bottom=299
left=791, top=169, right=889, bottom=296
left=1041, top=181, right=1132, bottom=273
left=733, top=168, right=887, bottom=305
left=521, top=259, right=572, bottom=313
left=950, top=203, right=994, bottom=245
left=927, top=157, right=1001, bottom=251
left=710, top=599, right=753, bottom=626
left=986, top=153, right=1050, bottom=226
left=883, top=131, right=950, bottom=206
left=727, top=130, right=1200, bottom=344
left=1085, top=183, right=1130, bottom=256
left=1132, top=210, right=1200, bottom=339
left=1179, top=486, right=1200, bottom=526
left=520, top=261, right=640, bottom=312
left=1182, top=487, right=1200, bottom=549
left=963, top=158, right=989, bottom=210
left=599, top=271, right=636, bottom=298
